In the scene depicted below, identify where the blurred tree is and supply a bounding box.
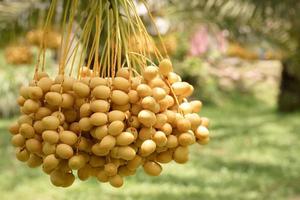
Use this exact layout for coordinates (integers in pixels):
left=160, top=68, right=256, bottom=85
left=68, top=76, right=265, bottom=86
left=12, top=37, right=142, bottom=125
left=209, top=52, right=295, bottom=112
left=0, top=1, right=54, bottom=47
left=167, top=0, right=300, bottom=112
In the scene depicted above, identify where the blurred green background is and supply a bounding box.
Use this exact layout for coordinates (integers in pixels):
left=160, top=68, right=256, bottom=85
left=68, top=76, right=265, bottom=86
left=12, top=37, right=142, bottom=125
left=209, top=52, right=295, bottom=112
left=0, top=0, right=300, bottom=199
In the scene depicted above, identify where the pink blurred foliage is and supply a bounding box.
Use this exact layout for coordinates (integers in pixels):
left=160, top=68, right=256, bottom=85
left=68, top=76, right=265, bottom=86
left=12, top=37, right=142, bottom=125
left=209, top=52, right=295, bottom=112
left=189, top=27, right=209, bottom=56
left=189, top=26, right=228, bottom=56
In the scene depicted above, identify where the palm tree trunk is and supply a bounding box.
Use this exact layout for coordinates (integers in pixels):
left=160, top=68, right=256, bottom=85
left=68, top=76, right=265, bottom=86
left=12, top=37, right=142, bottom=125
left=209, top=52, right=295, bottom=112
left=278, top=58, right=300, bottom=112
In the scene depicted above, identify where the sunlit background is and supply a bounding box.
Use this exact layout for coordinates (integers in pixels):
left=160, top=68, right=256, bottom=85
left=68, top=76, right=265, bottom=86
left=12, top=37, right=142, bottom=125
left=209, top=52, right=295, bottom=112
left=0, top=0, right=299, bottom=199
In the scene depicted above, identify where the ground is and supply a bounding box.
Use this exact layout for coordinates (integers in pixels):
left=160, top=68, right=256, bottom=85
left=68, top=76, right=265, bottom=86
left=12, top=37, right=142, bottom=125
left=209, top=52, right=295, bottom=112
left=0, top=96, right=299, bottom=200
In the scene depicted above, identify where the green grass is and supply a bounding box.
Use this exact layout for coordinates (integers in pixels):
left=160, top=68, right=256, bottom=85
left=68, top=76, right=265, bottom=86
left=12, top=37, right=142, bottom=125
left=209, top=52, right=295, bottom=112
left=0, top=97, right=300, bottom=200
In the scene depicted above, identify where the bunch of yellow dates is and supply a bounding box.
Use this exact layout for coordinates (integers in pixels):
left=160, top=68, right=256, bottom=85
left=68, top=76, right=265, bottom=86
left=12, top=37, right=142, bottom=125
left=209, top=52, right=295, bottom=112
left=9, top=59, right=210, bottom=188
